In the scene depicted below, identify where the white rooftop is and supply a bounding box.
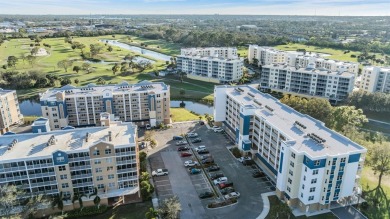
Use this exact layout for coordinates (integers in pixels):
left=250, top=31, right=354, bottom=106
left=263, top=64, right=355, bottom=78
left=218, top=85, right=365, bottom=158
left=0, top=121, right=136, bottom=162
left=178, top=54, right=243, bottom=62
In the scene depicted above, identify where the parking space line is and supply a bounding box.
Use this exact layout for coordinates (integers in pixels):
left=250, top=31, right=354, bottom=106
left=154, top=179, right=170, bottom=183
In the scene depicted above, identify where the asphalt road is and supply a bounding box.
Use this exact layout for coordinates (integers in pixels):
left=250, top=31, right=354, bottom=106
left=331, top=206, right=368, bottom=219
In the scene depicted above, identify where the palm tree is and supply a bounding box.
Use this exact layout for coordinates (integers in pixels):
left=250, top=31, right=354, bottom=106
left=51, top=191, right=66, bottom=215
left=145, top=207, right=158, bottom=219
left=72, top=191, right=86, bottom=210
left=159, top=196, right=181, bottom=219
left=89, top=187, right=101, bottom=209
left=179, top=89, right=185, bottom=107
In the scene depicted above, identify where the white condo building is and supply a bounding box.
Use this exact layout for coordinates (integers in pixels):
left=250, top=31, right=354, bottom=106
left=359, top=66, right=390, bottom=93
left=260, top=63, right=355, bottom=102
left=177, top=47, right=244, bottom=83
left=39, top=81, right=171, bottom=130
left=248, top=45, right=359, bottom=76
left=214, top=85, right=366, bottom=215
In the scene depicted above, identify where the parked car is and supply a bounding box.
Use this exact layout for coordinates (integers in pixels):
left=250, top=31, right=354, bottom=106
left=220, top=187, right=235, bottom=195
left=252, top=170, right=266, bottom=178
left=212, top=126, right=219, bottom=129
left=238, top=156, right=251, bottom=163
left=186, top=132, right=198, bottom=138
left=218, top=182, right=234, bottom=189
left=199, top=121, right=205, bottom=125
left=180, top=152, right=192, bottom=157
left=199, top=191, right=214, bottom=199
left=243, top=159, right=255, bottom=166
left=146, top=124, right=151, bottom=130
left=189, top=168, right=201, bottom=174
left=195, top=146, right=206, bottom=152
left=173, top=136, right=184, bottom=140
left=191, top=138, right=202, bottom=143
left=184, top=160, right=199, bottom=167
left=200, top=154, right=213, bottom=160
left=202, top=158, right=214, bottom=164
left=213, top=177, right=228, bottom=185
left=225, top=192, right=240, bottom=199
left=213, top=127, right=224, bottom=133
left=210, top=172, right=224, bottom=180
left=198, top=149, right=209, bottom=155
left=207, top=165, right=220, bottom=172
left=177, top=146, right=189, bottom=151
left=152, top=169, right=168, bottom=177
left=176, top=140, right=187, bottom=146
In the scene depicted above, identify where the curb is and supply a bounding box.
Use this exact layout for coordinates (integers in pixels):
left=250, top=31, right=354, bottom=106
left=206, top=200, right=239, bottom=210
left=256, top=191, right=276, bottom=219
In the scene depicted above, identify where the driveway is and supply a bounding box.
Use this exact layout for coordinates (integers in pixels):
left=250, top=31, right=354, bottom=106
left=331, top=206, right=367, bottom=219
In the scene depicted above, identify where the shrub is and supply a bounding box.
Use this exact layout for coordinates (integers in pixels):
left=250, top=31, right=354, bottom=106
left=53, top=205, right=108, bottom=218
left=230, top=147, right=241, bottom=158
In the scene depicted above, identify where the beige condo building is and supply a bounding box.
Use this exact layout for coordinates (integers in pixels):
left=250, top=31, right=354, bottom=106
left=0, top=89, right=23, bottom=134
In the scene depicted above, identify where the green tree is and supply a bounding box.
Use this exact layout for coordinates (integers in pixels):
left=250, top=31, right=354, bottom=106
left=74, top=79, right=79, bottom=84
left=112, top=63, right=120, bottom=75
left=252, top=58, right=259, bottom=66
left=90, top=44, right=104, bottom=58
left=366, top=142, right=390, bottom=188
left=26, top=55, right=36, bottom=67
left=328, top=106, right=368, bottom=133
left=145, top=207, right=159, bottom=219
left=51, top=191, right=66, bottom=215
left=57, top=59, right=73, bottom=72
left=72, top=191, right=86, bottom=210
left=82, top=63, right=92, bottom=73
left=0, top=184, right=23, bottom=218
left=30, top=47, right=39, bottom=56
left=140, top=171, right=151, bottom=182
left=89, top=187, right=101, bottom=209
left=140, top=181, right=154, bottom=201
left=96, top=77, right=106, bottom=85
left=61, top=78, right=72, bottom=86
left=107, top=46, right=113, bottom=52
left=73, top=65, right=81, bottom=73
left=7, top=56, right=18, bottom=67
left=159, top=196, right=181, bottom=219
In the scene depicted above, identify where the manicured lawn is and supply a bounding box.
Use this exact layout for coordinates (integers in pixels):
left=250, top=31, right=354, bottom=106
left=237, top=46, right=248, bottom=58
left=119, top=35, right=181, bottom=56
left=170, top=108, right=203, bottom=122
left=91, top=201, right=152, bottom=219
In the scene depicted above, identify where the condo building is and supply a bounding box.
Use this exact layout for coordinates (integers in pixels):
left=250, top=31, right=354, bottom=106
left=359, top=66, right=390, bottom=93
left=0, top=118, right=139, bottom=215
left=39, top=81, right=170, bottom=130
left=260, top=63, right=355, bottom=102
left=177, top=47, right=244, bottom=83
left=248, top=45, right=359, bottom=76
left=0, top=89, right=23, bottom=134
left=214, top=85, right=366, bottom=215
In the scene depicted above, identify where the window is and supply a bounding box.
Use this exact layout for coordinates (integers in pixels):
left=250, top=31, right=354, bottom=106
left=105, top=149, right=112, bottom=155
left=305, top=167, right=307, bottom=172
left=288, top=178, right=292, bottom=184
left=108, top=174, right=115, bottom=179
left=106, top=158, right=112, bottom=163
left=313, top=170, right=318, bottom=175
left=107, top=166, right=114, bottom=171
left=332, top=160, right=336, bottom=165
left=289, top=170, right=293, bottom=176
left=290, top=161, right=294, bottom=168
left=311, top=178, right=317, bottom=184
left=314, top=160, right=320, bottom=166
left=302, top=185, right=305, bottom=189
left=301, top=193, right=303, bottom=198
left=59, top=166, right=66, bottom=171
left=93, top=150, right=100, bottom=156
left=97, top=184, right=105, bottom=189
left=303, top=176, right=306, bottom=181
left=109, top=182, right=115, bottom=188
left=334, top=191, right=339, bottom=197
left=287, top=186, right=291, bottom=192
left=310, top=187, right=316, bottom=192
left=62, top=183, right=69, bottom=188
left=336, top=184, right=340, bottom=189
left=308, top=196, right=314, bottom=201
left=291, top=152, right=295, bottom=159
left=60, top=174, right=67, bottom=180
left=340, top=158, right=346, bottom=163
left=95, top=168, right=102, bottom=173
left=94, top=159, right=101, bottom=165
left=337, top=175, right=342, bottom=180
left=96, top=176, right=103, bottom=181
left=339, top=166, right=344, bottom=172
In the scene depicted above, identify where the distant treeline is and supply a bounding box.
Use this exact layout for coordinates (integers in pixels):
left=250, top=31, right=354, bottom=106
left=345, top=91, right=390, bottom=113
left=0, top=70, right=67, bottom=89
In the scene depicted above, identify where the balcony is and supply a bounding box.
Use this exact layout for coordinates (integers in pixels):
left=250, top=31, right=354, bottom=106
left=69, top=165, right=92, bottom=171
left=0, top=166, right=26, bottom=173
left=26, top=163, right=53, bottom=169
left=71, top=173, right=93, bottom=180
left=28, top=172, right=56, bottom=179
left=30, top=181, right=57, bottom=188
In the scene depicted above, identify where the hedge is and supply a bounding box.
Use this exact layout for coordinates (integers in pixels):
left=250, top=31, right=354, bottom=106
left=54, top=205, right=108, bottom=218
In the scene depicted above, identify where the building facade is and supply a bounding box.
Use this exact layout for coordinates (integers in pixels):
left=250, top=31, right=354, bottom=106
left=260, top=63, right=355, bottom=102
left=214, top=85, right=366, bottom=215
left=39, top=81, right=171, bottom=130
left=177, top=47, right=244, bottom=83
left=0, top=89, right=23, bottom=134
left=0, top=119, right=139, bottom=215
left=248, top=45, right=286, bottom=66
left=359, top=66, right=390, bottom=93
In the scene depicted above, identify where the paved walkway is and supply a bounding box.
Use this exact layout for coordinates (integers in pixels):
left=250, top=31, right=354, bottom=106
left=257, top=192, right=276, bottom=219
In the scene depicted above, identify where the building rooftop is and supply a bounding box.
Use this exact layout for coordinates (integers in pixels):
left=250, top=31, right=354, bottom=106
left=217, top=85, right=365, bottom=158
left=263, top=64, right=355, bottom=78
left=40, top=81, right=169, bottom=102
left=0, top=121, right=136, bottom=162
left=178, top=54, right=243, bottom=62
left=0, top=88, right=16, bottom=96
left=364, top=66, right=390, bottom=72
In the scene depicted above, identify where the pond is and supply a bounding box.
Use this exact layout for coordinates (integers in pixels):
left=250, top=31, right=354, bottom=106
left=101, top=40, right=172, bottom=61
left=19, top=100, right=213, bottom=117
left=84, top=56, right=155, bottom=65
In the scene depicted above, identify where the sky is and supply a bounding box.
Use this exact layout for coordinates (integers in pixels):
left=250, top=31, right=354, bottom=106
left=0, top=0, right=389, bottom=16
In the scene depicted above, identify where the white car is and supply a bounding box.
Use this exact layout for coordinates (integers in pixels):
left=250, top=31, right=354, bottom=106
left=184, top=160, right=199, bottom=167
left=238, top=156, right=252, bottom=163
left=225, top=192, right=240, bottom=199
left=195, top=145, right=206, bottom=152
left=213, top=127, right=224, bottom=133
left=146, top=124, right=151, bottom=130
left=187, top=132, right=199, bottom=138
left=213, top=177, right=228, bottom=185
left=176, top=140, right=187, bottom=146
left=152, top=169, right=168, bottom=176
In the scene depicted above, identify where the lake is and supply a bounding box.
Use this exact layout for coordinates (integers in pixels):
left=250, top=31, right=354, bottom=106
left=19, top=100, right=213, bottom=117
left=85, top=56, right=155, bottom=65
left=101, top=40, right=172, bottom=61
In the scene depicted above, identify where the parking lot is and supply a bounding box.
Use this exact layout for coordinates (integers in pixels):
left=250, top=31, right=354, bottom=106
left=147, top=121, right=274, bottom=219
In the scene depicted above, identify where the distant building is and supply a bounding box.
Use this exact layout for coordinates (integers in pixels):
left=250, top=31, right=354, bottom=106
left=248, top=45, right=287, bottom=66
left=177, top=47, right=244, bottom=83
left=359, top=66, right=390, bottom=93
left=0, top=89, right=23, bottom=134
left=39, top=81, right=170, bottom=130
left=214, top=85, right=366, bottom=215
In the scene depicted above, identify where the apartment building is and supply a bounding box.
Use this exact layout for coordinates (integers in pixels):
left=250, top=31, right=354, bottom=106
left=359, top=66, right=390, bottom=93
left=0, top=118, right=139, bottom=215
left=248, top=45, right=359, bottom=76
left=39, top=81, right=170, bottom=130
left=260, top=63, right=355, bottom=102
left=0, top=89, right=23, bottom=134
left=177, top=47, right=244, bottom=83
left=214, top=85, right=366, bottom=215
left=181, top=47, right=238, bottom=59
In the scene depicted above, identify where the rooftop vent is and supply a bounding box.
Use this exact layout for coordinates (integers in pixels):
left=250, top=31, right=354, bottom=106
left=47, top=135, right=56, bottom=146
left=248, top=92, right=255, bottom=98
left=108, top=131, right=112, bottom=142
left=85, top=132, right=91, bottom=142
left=294, top=121, right=307, bottom=131
left=307, top=133, right=326, bottom=144
left=254, top=99, right=263, bottom=108
left=265, top=105, right=274, bottom=113
left=8, top=139, right=18, bottom=150
left=235, top=87, right=244, bottom=93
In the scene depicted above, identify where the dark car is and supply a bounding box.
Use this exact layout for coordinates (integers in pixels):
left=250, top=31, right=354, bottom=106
left=202, top=158, right=214, bottom=164
left=207, top=165, right=220, bottom=172
left=198, top=149, right=209, bottom=155
left=252, top=170, right=266, bottom=178
left=173, top=136, right=184, bottom=140
left=209, top=172, right=224, bottom=180
left=177, top=146, right=189, bottom=151
left=243, top=159, right=255, bottom=166
left=220, top=187, right=235, bottom=195
left=180, top=152, right=192, bottom=157
left=191, top=138, right=202, bottom=143
left=218, top=182, right=234, bottom=189
left=199, top=121, right=205, bottom=125
left=199, top=191, right=214, bottom=199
